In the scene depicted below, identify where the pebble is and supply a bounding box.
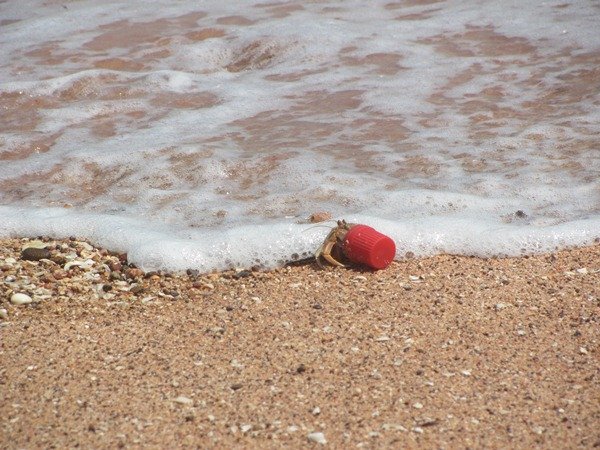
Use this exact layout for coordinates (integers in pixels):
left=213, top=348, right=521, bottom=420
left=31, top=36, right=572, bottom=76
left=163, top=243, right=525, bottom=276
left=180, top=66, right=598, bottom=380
left=10, top=293, right=33, bottom=305
left=232, top=270, right=252, bottom=279
left=125, top=268, right=144, bottom=279
left=173, top=396, right=193, bottom=405
left=240, top=424, right=252, bottom=433
left=108, top=261, right=122, bottom=272
left=0, top=308, right=8, bottom=319
left=186, top=268, right=199, bottom=277
left=21, top=247, right=51, bottom=261
left=307, top=432, right=327, bottom=444
left=64, top=260, right=92, bottom=271
left=192, top=281, right=214, bottom=290
left=309, top=211, right=332, bottom=223
left=382, top=423, right=407, bottom=432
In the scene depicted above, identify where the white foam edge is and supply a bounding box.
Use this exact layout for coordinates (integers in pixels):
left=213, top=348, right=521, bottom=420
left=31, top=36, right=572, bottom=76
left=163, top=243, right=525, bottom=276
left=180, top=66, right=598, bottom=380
left=1, top=206, right=598, bottom=273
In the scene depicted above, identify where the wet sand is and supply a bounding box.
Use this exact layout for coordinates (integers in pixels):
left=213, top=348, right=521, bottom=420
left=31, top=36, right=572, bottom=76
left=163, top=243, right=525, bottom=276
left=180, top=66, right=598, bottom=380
left=1, top=238, right=599, bottom=449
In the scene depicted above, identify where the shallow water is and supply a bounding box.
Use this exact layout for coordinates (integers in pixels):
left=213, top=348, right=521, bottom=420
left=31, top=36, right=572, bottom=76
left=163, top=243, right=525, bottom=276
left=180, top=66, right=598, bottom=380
left=1, top=0, right=599, bottom=271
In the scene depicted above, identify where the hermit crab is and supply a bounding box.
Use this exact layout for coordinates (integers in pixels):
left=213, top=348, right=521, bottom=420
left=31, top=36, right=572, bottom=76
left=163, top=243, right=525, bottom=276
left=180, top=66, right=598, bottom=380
left=314, top=219, right=396, bottom=270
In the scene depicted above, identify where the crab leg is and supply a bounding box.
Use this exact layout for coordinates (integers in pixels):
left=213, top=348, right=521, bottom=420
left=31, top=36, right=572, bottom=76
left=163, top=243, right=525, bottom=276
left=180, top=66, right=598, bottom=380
left=320, top=240, right=346, bottom=267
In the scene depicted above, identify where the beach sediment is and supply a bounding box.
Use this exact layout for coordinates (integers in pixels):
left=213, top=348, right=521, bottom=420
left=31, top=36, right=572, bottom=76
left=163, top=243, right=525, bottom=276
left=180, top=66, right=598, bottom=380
left=1, top=237, right=599, bottom=448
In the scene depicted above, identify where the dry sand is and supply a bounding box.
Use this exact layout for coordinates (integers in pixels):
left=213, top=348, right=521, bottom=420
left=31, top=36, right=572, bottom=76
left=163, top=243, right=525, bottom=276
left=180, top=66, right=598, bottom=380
left=1, top=237, right=599, bottom=449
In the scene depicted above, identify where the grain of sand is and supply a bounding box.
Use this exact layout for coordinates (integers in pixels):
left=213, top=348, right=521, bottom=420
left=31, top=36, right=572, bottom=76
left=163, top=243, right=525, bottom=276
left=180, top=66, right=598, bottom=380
left=1, top=238, right=599, bottom=449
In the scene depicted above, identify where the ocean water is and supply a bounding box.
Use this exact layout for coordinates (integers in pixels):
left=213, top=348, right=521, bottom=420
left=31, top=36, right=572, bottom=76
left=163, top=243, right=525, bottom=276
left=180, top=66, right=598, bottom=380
left=1, top=0, right=599, bottom=271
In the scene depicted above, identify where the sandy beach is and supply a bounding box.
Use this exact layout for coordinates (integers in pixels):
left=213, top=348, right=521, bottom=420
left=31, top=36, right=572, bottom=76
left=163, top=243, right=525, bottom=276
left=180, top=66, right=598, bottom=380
left=1, top=237, right=599, bottom=449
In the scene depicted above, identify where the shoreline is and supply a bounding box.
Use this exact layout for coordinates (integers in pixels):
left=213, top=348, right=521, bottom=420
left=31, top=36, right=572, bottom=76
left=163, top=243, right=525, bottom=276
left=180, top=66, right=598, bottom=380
left=1, top=237, right=599, bottom=448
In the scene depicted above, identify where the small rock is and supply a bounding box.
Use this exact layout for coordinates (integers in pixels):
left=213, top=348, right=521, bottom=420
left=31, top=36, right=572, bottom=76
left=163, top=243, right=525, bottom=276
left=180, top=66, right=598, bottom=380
left=307, top=431, right=327, bottom=444
left=230, top=383, right=243, bottom=391
left=579, top=347, right=588, bottom=355
left=515, top=210, right=528, bottom=218
left=382, top=423, right=407, bottom=432
left=413, top=402, right=424, bottom=409
left=21, top=247, right=51, bottom=261
left=173, top=396, right=193, bottom=405
left=108, top=261, right=122, bottom=272
left=240, top=424, right=252, bottom=433
left=125, top=268, right=144, bottom=279
left=311, top=406, right=321, bottom=415
left=418, top=418, right=439, bottom=427
left=495, top=302, right=509, bottom=310
left=0, top=308, right=8, bottom=319
left=10, top=293, right=33, bottom=305
left=309, top=212, right=332, bottom=223
left=576, top=268, right=588, bottom=275
left=109, top=271, right=123, bottom=281
left=233, top=270, right=252, bottom=279
left=64, top=260, right=92, bottom=271
left=79, top=242, right=94, bottom=251
left=51, top=255, right=67, bottom=265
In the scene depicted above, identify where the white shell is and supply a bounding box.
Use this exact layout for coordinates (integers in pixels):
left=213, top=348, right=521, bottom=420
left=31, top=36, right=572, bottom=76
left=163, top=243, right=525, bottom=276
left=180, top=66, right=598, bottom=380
left=307, top=432, right=327, bottom=444
left=10, top=293, right=33, bottom=305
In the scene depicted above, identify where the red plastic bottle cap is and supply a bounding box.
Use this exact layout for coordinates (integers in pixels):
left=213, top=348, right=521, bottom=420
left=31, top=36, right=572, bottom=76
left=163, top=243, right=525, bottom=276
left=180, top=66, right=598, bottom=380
left=342, top=225, right=396, bottom=270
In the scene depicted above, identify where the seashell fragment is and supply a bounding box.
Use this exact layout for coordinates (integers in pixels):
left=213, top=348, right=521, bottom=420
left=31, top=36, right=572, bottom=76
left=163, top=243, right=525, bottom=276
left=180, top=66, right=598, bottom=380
left=10, top=293, right=33, bottom=305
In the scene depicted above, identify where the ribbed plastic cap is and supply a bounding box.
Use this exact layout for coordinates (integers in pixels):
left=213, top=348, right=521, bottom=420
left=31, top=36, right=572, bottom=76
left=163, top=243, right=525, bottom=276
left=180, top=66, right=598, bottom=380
left=342, top=225, right=396, bottom=270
